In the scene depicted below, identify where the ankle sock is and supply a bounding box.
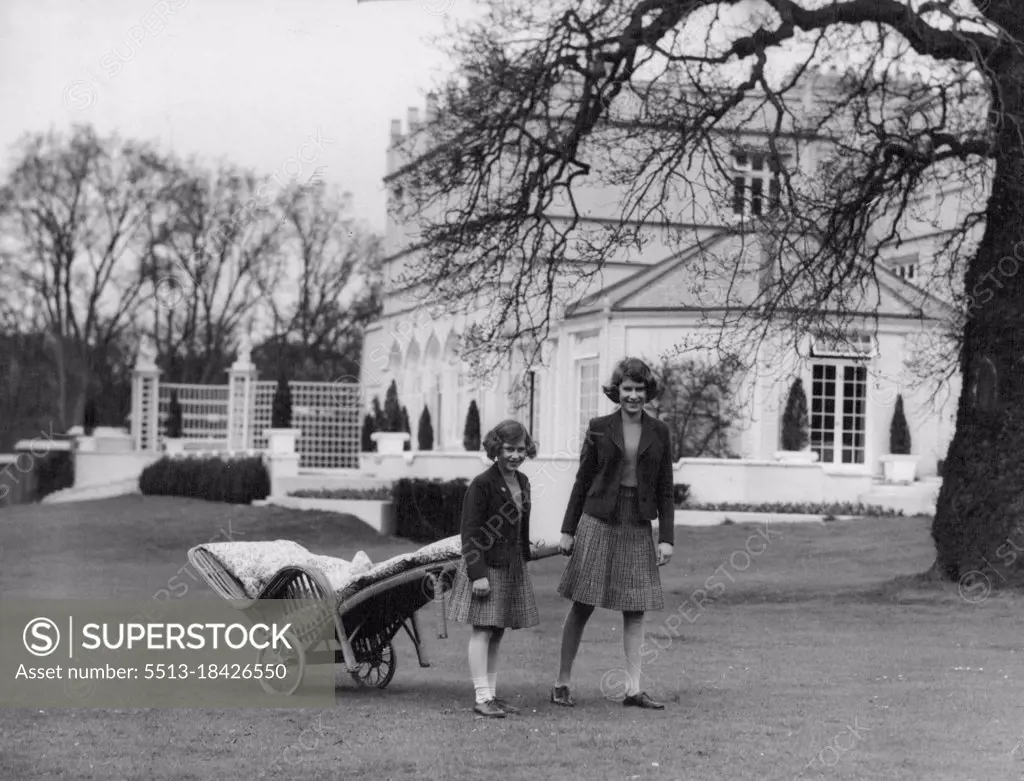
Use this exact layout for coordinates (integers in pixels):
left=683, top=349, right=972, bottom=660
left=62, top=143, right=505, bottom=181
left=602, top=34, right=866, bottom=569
left=473, top=675, right=491, bottom=704
left=487, top=673, right=497, bottom=699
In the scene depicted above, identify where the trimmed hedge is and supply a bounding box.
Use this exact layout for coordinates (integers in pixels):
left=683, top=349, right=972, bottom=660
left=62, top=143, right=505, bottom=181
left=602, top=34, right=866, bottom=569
left=139, top=455, right=270, bottom=504
left=392, top=477, right=469, bottom=542
left=35, top=450, right=75, bottom=500
left=0, top=449, right=75, bottom=505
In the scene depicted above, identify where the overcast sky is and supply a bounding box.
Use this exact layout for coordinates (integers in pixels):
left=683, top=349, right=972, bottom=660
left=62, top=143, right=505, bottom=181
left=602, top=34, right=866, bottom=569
left=0, top=0, right=478, bottom=234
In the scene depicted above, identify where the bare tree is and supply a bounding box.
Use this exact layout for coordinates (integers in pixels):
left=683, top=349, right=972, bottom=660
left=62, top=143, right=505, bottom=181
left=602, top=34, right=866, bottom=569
left=390, top=1, right=1023, bottom=583
left=255, top=183, right=382, bottom=380
left=146, top=161, right=287, bottom=383
left=0, top=124, right=170, bottom=428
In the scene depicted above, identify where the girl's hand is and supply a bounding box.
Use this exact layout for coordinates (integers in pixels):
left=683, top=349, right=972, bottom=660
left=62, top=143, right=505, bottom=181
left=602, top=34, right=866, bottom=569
left=472, top=577, right=490, bottom=597
left=558, top=533, right=574, bottom=556
left=657, top=542, right=673, bottom=566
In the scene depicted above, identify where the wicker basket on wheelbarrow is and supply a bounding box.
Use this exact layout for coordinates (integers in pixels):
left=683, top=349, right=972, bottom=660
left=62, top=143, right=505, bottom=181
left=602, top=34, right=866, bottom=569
left=186, top=546, right=462, bottom=696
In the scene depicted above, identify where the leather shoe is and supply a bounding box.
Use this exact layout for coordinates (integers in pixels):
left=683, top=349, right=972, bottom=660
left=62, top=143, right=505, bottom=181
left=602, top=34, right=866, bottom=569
left=492, top=697, right=519, bottom=714
left=473, top=699, right=506, bottom=718
left=550, top=685, right=575, bottom=707
left=622, top=691, right=665, bottom=709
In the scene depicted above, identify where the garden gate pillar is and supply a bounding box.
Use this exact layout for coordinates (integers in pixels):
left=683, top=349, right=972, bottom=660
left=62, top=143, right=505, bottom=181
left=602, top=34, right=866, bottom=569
left=227, top=339, right=258, bottom=451
left=131, top=337, right=161, bottom=453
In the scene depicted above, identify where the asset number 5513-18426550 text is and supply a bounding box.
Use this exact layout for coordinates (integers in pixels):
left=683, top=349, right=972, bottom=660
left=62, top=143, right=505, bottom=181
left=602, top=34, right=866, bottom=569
left=144, top=663, right=287, bottom=680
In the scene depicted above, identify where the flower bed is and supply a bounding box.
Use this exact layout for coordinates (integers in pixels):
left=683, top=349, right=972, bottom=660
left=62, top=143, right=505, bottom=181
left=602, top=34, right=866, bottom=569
left=677, top=500, right=903, bottom=518
left=288, top=486, right=392, bottom=500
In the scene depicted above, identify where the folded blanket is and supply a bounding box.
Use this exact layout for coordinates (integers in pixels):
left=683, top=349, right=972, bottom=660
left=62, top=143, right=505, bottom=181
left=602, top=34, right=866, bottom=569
left=196, top=536, right=462, bottom=602
left=198, top=540, right=370, bottom=598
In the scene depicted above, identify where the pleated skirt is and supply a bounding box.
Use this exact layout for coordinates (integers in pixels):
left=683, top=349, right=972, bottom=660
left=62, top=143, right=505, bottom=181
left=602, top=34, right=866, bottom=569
left=557, top=486, right=664, bottom=612
left=445, top=544, right=540, bottom=629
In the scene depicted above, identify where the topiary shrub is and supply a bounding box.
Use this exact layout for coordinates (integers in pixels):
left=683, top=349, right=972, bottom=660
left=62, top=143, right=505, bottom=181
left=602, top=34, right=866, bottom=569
left=383, top=380, right=403, bottom=432
left=463, top=400, right=481, bottom=451
left=890, top=394, right=912, bottom=454
left=139, top=455, right=270, bottom=504
left=417, top=405, right=434, bottom=451
left=271, top=374, right=292, bottom=428
left=361, top=413, right=376, bottom=452
left=781, top=378, right=809, bottom=451
left=166, top=390, right=184, bottom=439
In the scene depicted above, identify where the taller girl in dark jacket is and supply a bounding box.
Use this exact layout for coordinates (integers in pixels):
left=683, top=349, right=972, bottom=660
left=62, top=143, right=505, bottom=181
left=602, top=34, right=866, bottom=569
left=551, top=357, right=675, bottom=710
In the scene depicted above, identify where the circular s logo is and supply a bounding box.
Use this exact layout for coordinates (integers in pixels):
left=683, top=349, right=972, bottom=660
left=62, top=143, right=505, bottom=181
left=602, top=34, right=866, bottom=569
left=958, top=571, right=991, bottom=604
left=599, top=668, right=631, bottom=702
left=23, top=617, right=60, bottom=657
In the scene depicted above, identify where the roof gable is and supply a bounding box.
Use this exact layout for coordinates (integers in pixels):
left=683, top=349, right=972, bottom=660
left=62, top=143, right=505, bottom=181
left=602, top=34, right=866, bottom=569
left=568, top=230, right=954, bottom=320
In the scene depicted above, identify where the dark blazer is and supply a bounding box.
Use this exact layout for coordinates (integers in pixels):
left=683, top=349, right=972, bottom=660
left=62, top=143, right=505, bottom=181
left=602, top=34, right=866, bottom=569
left=460, top=463, right=532, bottom=582
left=561, top=410, right=675, bottom=546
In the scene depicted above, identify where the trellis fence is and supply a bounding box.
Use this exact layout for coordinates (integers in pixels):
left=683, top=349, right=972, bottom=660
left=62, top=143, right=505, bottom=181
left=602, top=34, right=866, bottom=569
left=131, top=347, right=361, bottom=470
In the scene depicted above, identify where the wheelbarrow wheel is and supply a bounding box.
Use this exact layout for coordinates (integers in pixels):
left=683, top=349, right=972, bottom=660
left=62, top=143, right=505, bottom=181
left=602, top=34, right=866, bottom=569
left=350, top=641, right=396, bottom=689
left=256, top=629, right=305, bottom=696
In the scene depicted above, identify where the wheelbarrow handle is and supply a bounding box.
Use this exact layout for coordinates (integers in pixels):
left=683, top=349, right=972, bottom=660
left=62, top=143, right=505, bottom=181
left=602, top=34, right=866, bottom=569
left=529, top=543, right=564, bottom=560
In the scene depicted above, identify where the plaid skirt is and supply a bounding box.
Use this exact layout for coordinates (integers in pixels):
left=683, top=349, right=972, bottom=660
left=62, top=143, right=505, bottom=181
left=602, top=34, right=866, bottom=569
left=445, top=544, right=540, bottom=629
left=557, top=486, right=664, bottom=612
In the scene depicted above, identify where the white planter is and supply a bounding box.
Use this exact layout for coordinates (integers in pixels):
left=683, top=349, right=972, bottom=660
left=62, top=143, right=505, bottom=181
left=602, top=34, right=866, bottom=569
left=371, top=431, right=410, bottom=455
left=263, top=428, right=302, bottom=455
left=164, top=438, right=185, bottom=456
left=773, top=449, right=819, bottom=464
left=881, top=454, right=918, bottom=484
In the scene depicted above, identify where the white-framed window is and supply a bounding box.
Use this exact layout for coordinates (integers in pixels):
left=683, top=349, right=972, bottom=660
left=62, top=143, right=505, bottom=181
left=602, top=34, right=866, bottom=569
left=577, top=358, right=601, bottom=434
left=809, top=363, right=868, bottom=465
left=730, top=150, right=785, bottom=217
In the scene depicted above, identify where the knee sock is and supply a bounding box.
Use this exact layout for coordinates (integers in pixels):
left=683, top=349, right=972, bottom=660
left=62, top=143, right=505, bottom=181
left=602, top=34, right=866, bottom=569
left=473, top=675, right=491, bottom=704
left=469, top=629, right=491, bottom=704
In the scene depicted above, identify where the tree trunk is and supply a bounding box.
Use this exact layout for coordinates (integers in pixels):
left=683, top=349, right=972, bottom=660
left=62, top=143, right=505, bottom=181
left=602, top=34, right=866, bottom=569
left=931, top=68, right=1024, bottom=585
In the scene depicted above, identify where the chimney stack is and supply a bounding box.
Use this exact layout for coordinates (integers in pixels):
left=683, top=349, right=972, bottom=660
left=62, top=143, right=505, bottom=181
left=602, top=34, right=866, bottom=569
left=389, top=119, right=402, bottom=144
left=425, top=93, right=439, bottom=124
left=407, top=106, right=420, bottom=132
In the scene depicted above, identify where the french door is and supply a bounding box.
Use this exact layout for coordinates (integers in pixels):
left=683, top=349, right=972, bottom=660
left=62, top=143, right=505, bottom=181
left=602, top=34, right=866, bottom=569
left=809, top=363, right=868, bottom=465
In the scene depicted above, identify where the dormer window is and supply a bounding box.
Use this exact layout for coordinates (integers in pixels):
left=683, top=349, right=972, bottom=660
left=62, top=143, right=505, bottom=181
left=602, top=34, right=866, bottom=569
left=731, top=150, right=786, bottom=217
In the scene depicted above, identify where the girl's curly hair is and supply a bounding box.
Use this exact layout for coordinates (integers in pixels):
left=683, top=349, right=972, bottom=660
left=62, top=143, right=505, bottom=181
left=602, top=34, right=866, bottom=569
left=483, top=419, right=538, bottom=460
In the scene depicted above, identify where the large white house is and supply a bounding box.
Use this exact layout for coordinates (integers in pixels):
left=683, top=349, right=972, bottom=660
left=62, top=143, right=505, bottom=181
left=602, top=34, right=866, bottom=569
left=360, top=72, right=967, bottom=484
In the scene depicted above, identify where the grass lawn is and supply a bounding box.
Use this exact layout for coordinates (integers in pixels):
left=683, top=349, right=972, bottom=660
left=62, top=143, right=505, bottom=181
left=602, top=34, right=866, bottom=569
left=2, top=495, right=1024, bottom=780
